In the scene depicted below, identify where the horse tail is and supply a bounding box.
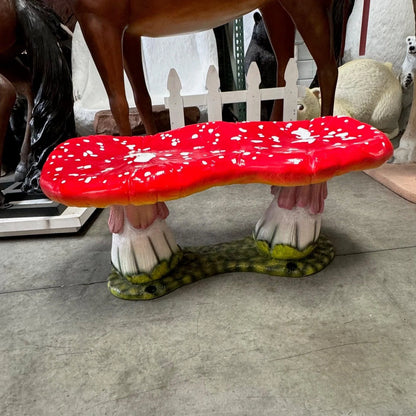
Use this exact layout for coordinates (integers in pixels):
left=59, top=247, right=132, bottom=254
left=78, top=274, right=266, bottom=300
left=14, top=0, right=75, bottom=192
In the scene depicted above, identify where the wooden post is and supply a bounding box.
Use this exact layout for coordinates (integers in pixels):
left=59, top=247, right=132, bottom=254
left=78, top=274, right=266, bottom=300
left=359, top=0, right=371, bottom=56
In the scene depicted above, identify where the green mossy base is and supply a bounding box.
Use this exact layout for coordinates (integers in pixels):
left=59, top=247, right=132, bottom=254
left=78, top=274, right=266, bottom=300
left=254, top=239, right=316, bottom=260
left=108, top=235, right=335, bottom=300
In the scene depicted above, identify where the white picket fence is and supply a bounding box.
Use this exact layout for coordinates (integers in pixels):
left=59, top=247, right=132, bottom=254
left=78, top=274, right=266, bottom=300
left=164, top=58, right=302, bottom=128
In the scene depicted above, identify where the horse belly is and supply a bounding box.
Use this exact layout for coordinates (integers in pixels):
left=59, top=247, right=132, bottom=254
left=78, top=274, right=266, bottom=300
left=127, top=0, right=265, bottom=37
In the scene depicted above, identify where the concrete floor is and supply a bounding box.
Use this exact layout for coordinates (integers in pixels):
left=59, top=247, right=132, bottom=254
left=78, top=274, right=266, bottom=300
left=0, top=171, right=415, bottom=416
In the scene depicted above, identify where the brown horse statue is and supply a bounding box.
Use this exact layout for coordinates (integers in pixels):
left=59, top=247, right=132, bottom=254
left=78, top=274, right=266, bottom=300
left=0, top=0, right=75, bottom=196
left=71, top=0, right=337, bottom=135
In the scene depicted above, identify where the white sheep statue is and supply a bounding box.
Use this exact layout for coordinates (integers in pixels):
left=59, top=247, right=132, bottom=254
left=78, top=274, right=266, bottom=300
left=297, top=59, right=403, bottom=139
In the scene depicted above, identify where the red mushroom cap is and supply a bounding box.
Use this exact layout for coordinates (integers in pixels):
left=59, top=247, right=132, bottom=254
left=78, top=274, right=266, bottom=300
left=40, top=116, right=393, bottom=207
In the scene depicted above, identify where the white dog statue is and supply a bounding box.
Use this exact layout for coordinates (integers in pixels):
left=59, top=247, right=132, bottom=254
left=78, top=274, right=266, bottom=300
left=297, top=59, right=403, bottom=139
left=400, top=36, right=416, bottom=89
left=394, top=36, right=416, bottom=163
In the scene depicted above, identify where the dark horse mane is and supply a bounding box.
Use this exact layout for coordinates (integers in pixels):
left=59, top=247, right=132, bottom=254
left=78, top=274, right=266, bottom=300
left=15, top=0, right=75, bottom=192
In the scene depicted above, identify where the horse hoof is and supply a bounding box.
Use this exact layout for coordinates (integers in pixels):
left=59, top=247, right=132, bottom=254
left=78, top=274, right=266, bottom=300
left=14, top=163, right=28, bottom=182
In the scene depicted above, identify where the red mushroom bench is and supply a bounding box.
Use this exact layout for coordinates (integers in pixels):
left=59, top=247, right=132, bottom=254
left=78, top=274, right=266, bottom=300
left=40, top=116, right=393, bottom=300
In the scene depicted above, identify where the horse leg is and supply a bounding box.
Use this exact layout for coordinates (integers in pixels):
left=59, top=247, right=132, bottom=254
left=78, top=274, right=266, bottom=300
left=260, top=2, right=296, bottom=121
left=279, top=0, right=337, bottom=116
left=0, top=74, right=16, bottom=177
left=76, top=16, right=132, bottom=135
left=123, top=32, right=158, bottom=134
left=15, top=88, right=33, bottom=182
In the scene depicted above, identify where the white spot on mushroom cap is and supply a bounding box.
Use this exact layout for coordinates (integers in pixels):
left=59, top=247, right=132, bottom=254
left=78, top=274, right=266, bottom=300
left=83, top=150, right=98, bottom=157
left=129, top=152, right=157, bottom=163
left=286, top=158, right=303, bottom=165
left=291, top=128, right=317, bottom=144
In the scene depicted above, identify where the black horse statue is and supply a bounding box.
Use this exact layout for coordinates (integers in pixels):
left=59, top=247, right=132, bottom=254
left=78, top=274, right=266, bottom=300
left=0, top=0, right=75, bottom=199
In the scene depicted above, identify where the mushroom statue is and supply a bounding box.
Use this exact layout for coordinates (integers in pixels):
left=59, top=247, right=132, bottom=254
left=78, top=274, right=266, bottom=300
left=40, top=116, right=393, bottom=300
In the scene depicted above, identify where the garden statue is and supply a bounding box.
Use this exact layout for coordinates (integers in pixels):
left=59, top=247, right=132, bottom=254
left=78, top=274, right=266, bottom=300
left=0, top=0, right=75, bottom=197
left=394, top=34, right=416, bottom=163
left=297, top=59, right=403, bottom=140
left=40, top=117, right=393, bottom=299
left=353, top=0, right=416, bottom=205
left=69, top=0, right=338, bottom=136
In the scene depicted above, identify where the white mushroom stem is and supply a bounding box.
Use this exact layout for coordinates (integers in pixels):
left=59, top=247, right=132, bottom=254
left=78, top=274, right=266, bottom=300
left=108, top=203, right=179, bottom=276
left=254, top=183, right=327, bottom=251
